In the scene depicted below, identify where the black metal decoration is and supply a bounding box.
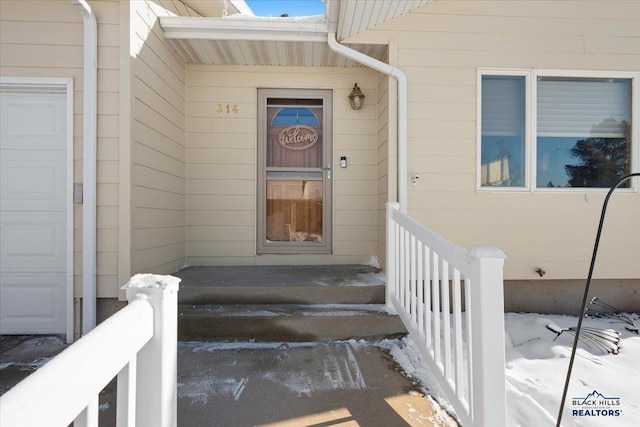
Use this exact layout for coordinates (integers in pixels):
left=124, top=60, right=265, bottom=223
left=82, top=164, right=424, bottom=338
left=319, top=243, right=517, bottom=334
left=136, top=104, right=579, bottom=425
left=556, top=173, right=640, bottom=427
left=546, top=322, right=620, bottom=354
left=587, top=297, right=639, bottom=334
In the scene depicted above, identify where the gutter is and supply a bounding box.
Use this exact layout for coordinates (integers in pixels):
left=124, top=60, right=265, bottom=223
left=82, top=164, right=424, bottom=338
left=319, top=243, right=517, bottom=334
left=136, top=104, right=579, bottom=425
left=327, top=33, right=408, bottom=213
left=71, top=0, right=97, bottom=334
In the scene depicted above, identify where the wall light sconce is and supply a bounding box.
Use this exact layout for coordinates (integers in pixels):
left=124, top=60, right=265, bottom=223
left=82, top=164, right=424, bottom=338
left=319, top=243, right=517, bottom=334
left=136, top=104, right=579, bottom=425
left=348, top=83, right=365, bottom=110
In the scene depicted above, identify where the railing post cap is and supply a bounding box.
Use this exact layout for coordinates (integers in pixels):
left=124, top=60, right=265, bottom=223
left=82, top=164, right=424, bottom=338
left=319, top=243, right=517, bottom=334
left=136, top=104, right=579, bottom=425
left=467, top=245, right=507, bottom=260
left=122, top=274, right=181, bottom=292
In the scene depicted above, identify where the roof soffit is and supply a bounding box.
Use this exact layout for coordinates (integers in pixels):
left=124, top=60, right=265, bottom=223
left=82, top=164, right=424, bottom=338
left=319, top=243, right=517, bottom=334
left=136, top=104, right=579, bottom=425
left=160, top=13, right=388, bottom=67
left=179, top=0, right=225, bottom=17
left=166, top=38, right=387, bottom=67
left=336, top=0, right=433, bottom=40
left=161, top=16, right=329, bottom=42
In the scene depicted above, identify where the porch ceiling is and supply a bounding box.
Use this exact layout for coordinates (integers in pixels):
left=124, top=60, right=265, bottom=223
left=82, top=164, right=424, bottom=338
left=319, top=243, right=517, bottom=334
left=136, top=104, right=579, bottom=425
left=161, top=16, right=387, bottom=66
left=165, top=37, right=387, bottom=67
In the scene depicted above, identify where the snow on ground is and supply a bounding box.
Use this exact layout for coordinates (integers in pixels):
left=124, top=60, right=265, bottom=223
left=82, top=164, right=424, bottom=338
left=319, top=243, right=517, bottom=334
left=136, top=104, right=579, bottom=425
left=503, top=312, right=639, bottom=427
left=377, top=338, right=460, bottom=427
left=385, top=312, right=640, bottom=427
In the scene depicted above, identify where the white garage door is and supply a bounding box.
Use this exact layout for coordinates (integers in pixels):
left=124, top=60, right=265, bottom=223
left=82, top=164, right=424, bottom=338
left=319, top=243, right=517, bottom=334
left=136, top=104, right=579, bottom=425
left=0, top=88, right=69, bottom=334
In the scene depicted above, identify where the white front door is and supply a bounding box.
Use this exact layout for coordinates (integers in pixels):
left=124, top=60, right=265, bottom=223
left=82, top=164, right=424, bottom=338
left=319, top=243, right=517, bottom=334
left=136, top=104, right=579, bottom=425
left=0, top=88, right=70, bottom=334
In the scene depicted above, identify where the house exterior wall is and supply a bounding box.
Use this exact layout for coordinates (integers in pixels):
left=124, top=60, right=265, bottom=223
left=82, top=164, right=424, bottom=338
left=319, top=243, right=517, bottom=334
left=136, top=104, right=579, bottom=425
left=130, top=0, right=194, bottom=275
left=185, top=65, right=380, bottom=265
left=346, top=0, right=640, bottom=303
left=0, top=0, right=121, bottom=299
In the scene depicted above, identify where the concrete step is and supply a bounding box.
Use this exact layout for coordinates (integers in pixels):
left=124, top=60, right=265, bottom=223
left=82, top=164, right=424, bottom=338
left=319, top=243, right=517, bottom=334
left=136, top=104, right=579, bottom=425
left=178, top=304, right=407, bottom=342
left=179, top=285, right=385, bottom=305
left=176, top=265, right=386, bottom=305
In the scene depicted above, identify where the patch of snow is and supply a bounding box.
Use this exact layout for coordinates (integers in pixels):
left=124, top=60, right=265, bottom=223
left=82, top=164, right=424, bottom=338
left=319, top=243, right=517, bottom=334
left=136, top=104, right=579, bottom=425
left=11, top=358, right=54, bottom=369
left=263, top=344, right=367, bottom=397
left=343, top=272, right=386, bottom=287
left=467, top=245, right=507, bottom=259
left=377, top=337, right=460, bottom=426
left=366, top=256, right=381, bottom=268
left=187, top=304, right=389, bottom=317
left=122, top=273, right=181, bottom=290
left=504, top=312, right=639, bottom=426
left=312, top=280, right=330, bottom=286
left=384, top=312, right=639, bottom=427
left=178, top=377, right=249, bottom=405
left=180, top=341, right=319, bottom=352
left=298, top=304, right=388, bottom=316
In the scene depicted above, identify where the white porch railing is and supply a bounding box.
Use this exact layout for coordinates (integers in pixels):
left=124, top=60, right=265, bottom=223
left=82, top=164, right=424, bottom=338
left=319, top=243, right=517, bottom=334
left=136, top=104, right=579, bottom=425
left=0, top=274, right=180, bottom=427
left=386, top=202, right=507, bottom=427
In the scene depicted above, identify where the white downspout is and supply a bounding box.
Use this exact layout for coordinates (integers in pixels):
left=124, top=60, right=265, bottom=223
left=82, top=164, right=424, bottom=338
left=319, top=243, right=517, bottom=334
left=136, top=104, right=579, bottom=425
left=327, top=32, right=408, bottom=213
left=71, top=0, right=97, bottom=334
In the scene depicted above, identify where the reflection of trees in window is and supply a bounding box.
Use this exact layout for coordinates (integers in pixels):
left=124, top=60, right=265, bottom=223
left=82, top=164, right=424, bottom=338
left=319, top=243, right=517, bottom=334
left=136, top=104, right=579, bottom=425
left=565, top=119, right=630, bottom=188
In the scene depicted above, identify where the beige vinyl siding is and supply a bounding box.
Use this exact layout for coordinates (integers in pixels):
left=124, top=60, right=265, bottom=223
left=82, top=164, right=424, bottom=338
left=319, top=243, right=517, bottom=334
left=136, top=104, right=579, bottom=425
left=94, top=1, right=120, bottom=296
left=186, top=65, right=380, bottom=266
left=376, top=69, right=390, bottom=268
left=0, top=0, right=121, bottom=298
left=346, top=0, right=640, bottom=281
left=131, top=0, right=197, bottom=274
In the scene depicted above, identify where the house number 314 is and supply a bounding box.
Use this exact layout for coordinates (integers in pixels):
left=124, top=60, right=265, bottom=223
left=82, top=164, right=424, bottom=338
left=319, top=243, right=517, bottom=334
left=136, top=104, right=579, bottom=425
left=217, top=104, right=238, bottom=114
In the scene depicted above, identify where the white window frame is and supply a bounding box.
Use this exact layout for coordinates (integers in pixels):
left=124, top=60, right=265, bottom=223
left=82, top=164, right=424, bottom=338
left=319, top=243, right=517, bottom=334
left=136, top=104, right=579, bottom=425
left=477, top=68, right=640, bottom=192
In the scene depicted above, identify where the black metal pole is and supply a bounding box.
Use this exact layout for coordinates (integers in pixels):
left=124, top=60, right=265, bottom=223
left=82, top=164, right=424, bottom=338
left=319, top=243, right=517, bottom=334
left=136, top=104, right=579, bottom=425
left=556, top=173, right=640, bottom=427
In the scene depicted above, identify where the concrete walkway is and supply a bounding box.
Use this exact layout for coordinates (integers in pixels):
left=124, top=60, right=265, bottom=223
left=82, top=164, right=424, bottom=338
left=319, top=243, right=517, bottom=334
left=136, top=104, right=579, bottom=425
left=0, top=336, right=457, bottom=426
left=175, top=340, right=455, bottom=427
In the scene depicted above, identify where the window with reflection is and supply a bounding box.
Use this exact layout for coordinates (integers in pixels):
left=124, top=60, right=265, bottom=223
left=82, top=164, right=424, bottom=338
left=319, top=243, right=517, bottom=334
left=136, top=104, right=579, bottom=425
left=480, top=72, right=633, bottom=189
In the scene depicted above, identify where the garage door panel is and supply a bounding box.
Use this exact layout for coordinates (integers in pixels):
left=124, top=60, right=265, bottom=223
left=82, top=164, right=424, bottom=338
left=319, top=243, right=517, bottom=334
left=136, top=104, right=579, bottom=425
left=0, top=274, right=66, bottom=333
left=0, top=87, right=69, bottom=336
left=0, top=212, right=66, bottom=271
left=0, top=150, right=66, bottom=210
left=0, top=94, right=66, bottom=150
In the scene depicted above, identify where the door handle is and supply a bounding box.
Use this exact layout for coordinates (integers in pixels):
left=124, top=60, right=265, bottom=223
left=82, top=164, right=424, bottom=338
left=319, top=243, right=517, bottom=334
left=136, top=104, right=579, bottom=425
left=322, top=162, right=331, bottom=180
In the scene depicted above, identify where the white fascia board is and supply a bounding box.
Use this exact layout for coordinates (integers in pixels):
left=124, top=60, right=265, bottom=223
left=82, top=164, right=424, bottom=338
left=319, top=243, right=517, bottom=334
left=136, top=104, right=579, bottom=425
left=160, top=17, right=328, bottom=42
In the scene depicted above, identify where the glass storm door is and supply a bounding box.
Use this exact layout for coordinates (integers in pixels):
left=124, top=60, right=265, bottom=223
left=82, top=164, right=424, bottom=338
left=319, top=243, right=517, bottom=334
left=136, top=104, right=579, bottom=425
left=257, top=89, right=333, bottom=254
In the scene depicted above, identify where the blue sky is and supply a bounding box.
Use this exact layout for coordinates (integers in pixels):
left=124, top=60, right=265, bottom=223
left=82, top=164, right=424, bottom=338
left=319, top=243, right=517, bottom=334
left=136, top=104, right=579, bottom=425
left=245, top=0, right=325, bottom=17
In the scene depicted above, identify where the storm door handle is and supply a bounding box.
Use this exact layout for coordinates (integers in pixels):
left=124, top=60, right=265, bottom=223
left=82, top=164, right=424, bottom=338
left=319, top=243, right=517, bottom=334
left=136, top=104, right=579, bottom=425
left=321, top=163, right=331, bottom=180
